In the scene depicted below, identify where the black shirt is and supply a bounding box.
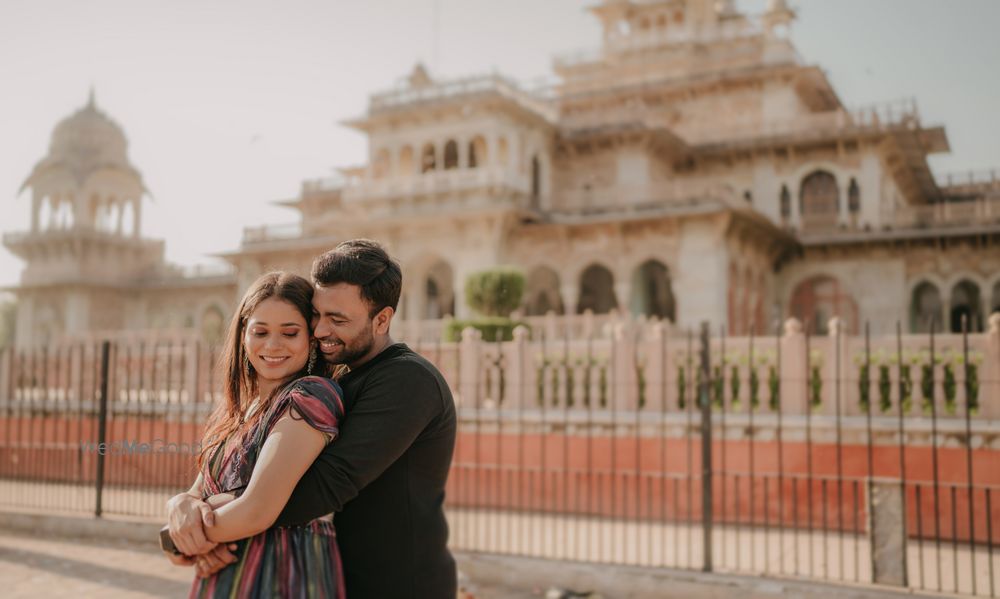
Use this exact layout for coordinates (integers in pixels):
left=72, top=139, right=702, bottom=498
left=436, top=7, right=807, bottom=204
left=274, top=343, right=457, bottom=599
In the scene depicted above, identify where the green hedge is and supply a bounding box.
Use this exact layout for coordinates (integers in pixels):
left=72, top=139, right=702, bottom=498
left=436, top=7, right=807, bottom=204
left=444, top=317, right=530, bottom=342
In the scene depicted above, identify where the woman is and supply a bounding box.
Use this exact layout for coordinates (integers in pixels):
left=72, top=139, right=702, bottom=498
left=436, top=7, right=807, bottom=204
left=170, top=272, right=346, bottom=598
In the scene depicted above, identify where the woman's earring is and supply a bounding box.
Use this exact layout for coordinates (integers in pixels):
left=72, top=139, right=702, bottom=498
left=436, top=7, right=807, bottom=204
left=244, top=354, right=252, bottom=377
left=307, top=344, right=317, bottom=375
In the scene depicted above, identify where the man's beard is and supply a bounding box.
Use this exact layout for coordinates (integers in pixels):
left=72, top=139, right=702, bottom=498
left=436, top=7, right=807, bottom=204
left=323, top=324, right=375, bottom=366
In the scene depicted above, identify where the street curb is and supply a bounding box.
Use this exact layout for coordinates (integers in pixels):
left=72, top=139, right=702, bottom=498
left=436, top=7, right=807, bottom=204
left=456, top=552, right=957, bottom=599
left=0, top=507, right=161, bottom=545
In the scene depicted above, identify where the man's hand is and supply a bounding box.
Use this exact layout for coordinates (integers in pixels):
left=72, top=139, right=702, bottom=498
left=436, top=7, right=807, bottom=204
left=166, top=492, right=217, bottom=556
left=166, top=553, right=196, bottom=567
left=193, top=543, right=240, bottom=578
left=190, top=493, right=240, bottom=578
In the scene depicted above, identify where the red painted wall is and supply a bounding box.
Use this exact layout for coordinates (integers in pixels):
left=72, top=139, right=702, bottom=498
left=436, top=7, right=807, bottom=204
left=1, top=417, right=997, bottom=543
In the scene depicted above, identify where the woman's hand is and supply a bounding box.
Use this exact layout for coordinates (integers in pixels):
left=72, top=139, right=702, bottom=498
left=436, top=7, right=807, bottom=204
left=193, top=543, right=240, bottom=578
left=203, top=411, right=329, bottom=543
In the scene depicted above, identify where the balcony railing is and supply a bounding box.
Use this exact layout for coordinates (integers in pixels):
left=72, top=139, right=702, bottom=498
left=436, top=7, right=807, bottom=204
left=681, top=98, right=920, bottom=146
left=885, top=196, right=1000, bottom=231
left=163, top=263, right=235, bottom=280
left=559, top=98, right=920, bottom=150
left=549, top=180, right=740, bottom=215
left=554, top=12, right=776, bottom=70
left=341, top=167, right=531, bottom=204
left=2, top=227, right=161, bottom=246
left=241, top=223, right=303, bottom=245
left=301, top=177, right=344, bottom=194
left=368, top=73, right=554, bottom=117
left=938, top=168, right=1000, bottom=190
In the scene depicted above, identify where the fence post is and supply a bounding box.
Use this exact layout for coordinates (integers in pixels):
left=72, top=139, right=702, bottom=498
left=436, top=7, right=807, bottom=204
left=95, top=340, right=111, bottom=518
left=699, top=321, right=713, bottom=572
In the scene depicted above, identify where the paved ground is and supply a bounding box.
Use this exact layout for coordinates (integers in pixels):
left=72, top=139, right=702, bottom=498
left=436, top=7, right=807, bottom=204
left=0, top=528, right=192, bottom=598
left=2, top=480, right=994, bottom=598
left=0, top=528, right=540, bottom=598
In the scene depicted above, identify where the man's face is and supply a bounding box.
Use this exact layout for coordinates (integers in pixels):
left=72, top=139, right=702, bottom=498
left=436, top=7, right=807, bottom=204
left=312, top=283, right=377, bottom=368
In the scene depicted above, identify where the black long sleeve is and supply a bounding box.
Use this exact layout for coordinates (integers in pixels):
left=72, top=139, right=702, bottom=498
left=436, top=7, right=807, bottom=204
left=273, top=343, right=457, bottom=598
left=274, top=357, right=442, bottom=524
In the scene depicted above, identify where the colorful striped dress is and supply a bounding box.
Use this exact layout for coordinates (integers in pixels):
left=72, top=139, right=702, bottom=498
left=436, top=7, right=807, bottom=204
left=190, top=376, right=346, bottom=599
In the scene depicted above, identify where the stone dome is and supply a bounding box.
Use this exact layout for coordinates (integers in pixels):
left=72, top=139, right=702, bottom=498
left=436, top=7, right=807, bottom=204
left=49, top=91, right=129, bottom=171
left=22, top=90, right=144, bottom=192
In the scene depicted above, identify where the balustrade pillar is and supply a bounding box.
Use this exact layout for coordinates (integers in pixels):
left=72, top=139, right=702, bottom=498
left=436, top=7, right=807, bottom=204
left=984, top=313, right=1000, bottom=419
left=643, top=322, right=668, bottom=412
left=503, top=326, right=533, bottom=410
left=458, top=327, right=482, bottom=409
left=611, top=323, right=638, bottom=411
left=780, top=317, right=807, bottom=414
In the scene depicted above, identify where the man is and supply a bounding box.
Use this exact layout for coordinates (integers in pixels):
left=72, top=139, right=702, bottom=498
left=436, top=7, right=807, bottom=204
left=167, top=239, right=457, bottom=598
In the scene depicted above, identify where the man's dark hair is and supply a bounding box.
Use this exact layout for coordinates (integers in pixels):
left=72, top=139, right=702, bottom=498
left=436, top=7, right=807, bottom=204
left=312, top=239, right=402, bottom=316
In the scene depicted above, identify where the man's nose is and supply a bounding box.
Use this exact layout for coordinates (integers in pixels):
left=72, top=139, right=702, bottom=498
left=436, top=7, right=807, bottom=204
left=314, top=319, right=331, bottom=339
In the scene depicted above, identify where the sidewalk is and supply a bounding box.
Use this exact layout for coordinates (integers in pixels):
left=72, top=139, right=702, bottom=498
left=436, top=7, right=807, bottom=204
left=0, top=528, right=192, bottom=598
left=0, top=522, right=536, bottom=598
left=0, top=504, right=972, bottom=598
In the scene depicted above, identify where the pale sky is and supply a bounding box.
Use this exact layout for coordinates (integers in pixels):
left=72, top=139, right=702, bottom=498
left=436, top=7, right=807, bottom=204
left=1, top=0, right=998, bottom=289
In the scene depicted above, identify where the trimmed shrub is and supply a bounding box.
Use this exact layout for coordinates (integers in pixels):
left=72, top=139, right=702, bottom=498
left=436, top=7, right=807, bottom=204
left=464, top=268, right=525, bottom=317
left=444, top=317, right=529, bottom=342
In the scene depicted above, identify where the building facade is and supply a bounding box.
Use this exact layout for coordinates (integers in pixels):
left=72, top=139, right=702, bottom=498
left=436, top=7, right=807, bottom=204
left=6, top=0, right=1000, bottom=347
left=3, top=92, right=235, bottom=347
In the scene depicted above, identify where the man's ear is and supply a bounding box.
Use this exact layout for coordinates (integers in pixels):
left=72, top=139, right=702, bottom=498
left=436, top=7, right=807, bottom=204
left=373, top=306, right=394, bottom=335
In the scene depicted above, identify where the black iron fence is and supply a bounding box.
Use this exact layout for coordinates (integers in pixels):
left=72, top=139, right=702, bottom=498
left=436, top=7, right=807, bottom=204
left=0, top=318, right=997, bottom=596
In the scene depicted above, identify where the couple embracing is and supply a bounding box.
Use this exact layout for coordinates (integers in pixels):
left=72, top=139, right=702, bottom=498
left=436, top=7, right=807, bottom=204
left=163, top=239, right=457, bottom=598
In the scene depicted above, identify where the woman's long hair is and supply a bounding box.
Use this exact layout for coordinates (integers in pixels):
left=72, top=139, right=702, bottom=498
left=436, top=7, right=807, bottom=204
left=197, top=271, right=327, bottom=470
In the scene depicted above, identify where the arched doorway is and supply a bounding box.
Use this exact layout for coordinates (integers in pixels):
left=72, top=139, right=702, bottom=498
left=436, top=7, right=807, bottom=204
left=799, top=170, right=839, bottom=230
left=577, top=264, right=617, bottom=314
left=398, top=145, right=414, bottom=176
left=421, top=143, right=436, bottom=173
left=950, top=280, right=983, bottom=332
left=629, top=259, right=675, bottom=321
left=443, top=140, right=459, bottom=170
left=789, top=275, right=857, bottom=334
left=200, top=305, right=226, bottom=345
left=909, top=282, right=943, bottom=333
left=424, top=260, right=455, bottom=319
left=531, top=155, right=541, bottom=208
left=468, top=136, right=487, bottom=168
left=524, top=266, right=563, bottom=315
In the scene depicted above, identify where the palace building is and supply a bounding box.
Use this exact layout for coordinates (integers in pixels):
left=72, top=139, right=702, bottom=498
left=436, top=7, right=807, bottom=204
left=6, top=0, right=1000, bottom=347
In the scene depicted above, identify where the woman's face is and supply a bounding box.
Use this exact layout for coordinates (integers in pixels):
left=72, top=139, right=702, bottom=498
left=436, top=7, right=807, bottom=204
left=243, top=297, right=310, bottom=387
